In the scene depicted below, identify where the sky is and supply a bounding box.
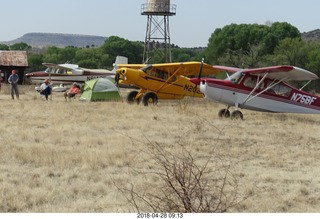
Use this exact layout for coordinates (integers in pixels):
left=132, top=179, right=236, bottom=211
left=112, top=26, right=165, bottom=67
left=1, top=0, right=320, bottom=47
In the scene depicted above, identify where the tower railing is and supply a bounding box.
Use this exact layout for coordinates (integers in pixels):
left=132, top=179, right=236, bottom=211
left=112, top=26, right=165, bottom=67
left=141, top=3, right=176, bottom=15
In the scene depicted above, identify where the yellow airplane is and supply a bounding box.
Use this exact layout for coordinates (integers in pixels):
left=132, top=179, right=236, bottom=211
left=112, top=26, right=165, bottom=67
left=115, top=60, right=220, bottom=106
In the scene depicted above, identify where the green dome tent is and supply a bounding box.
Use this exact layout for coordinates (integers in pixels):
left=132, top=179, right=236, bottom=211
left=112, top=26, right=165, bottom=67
left=80, top=78, right=121, bottom=101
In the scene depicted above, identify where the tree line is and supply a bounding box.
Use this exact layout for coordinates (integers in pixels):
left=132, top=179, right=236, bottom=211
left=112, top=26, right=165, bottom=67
left=1, top=21, right=319, bottom=91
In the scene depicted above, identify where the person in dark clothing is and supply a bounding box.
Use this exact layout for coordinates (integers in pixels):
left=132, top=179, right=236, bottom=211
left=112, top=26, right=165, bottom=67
left=39, top=79, right=52, bottom=100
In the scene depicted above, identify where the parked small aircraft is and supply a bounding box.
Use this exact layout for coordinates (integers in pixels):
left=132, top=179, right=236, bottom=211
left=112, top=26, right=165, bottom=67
left=115, top=61, right=220, bottom=106
left=25, top=56, right=128, bottom=85
left=190, top=63, right=320, bottom=119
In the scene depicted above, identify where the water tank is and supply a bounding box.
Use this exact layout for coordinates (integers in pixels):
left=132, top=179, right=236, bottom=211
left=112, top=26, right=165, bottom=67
left=141, top=0, right=176, bottom=15
left=147, top=0, right=170, bottom=13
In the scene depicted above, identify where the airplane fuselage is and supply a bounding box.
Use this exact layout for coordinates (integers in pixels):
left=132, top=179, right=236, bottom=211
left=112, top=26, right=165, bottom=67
left=118, top=68, right=202, bottom=100
left=199, top=77, right=320, bottom=114
left=25, top=70, right=115, bottom=84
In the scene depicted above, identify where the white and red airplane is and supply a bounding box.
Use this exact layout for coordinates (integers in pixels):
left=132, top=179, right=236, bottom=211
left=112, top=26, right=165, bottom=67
left=190, top=62, right=320, bottom=119
left=25, top=56, right=128, bottom=85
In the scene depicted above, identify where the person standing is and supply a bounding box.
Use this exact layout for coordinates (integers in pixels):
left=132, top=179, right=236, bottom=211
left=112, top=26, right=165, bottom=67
left=0, top=70, right=2, bottom=91
left=8, top=69, right=19, bottom=100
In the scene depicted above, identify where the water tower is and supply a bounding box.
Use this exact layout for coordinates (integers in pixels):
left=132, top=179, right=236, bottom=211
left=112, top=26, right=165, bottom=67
left=141, top=0, right=176, bottom=63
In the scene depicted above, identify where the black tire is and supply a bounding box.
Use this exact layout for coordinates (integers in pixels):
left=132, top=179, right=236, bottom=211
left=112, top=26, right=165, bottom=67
left=218, top=108, right=230, bottom=118
left=142, top=92, right=158, bottom=106
left=127, top=90, right=140, bottom=104
left=231, top=110, right=243, bottom=120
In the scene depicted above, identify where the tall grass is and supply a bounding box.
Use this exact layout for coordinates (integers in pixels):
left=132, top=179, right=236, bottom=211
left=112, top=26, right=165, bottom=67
left=0, top=84, right=319, bottom=212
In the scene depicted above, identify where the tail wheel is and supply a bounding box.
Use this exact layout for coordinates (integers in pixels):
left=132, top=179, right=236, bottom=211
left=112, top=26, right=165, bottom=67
left=218, top=108, right=230, bottom=118
left=231, top=110, right=243, bottom=120
left=142, top=91, right=158, bottom=106
left=126, top=90, right=141, bottom=104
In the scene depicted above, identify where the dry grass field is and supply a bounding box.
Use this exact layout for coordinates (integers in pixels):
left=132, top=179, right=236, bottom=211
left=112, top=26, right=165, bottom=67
left=0, top=84, right=320, bottom=213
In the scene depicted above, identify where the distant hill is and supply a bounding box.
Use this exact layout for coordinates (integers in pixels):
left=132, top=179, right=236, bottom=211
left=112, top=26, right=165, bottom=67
left=1, top=30, right=320, bottom=49
left=0, top=33, right=108, bottom=48
left=301, top=29, right=320, bottom=41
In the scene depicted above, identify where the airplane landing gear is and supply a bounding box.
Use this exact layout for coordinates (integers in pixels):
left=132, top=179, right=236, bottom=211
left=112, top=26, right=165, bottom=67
left=230, top=110, right=243, bottom=120
left=126, top=90, right=141, bottom=104
left=218, top=108, right=230, bottom=118
left=126, top=90, right=158, bottom=106
left=142, top=91, right=158, bottom=106
left=218, top=108, right=243, bottom=120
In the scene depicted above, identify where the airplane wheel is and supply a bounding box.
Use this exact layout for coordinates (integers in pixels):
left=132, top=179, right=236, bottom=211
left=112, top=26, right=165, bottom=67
left=218, top=109, right=230, bottom=118
left=231, top=110, right=243, bottom=120
left=126, top=90, right=140, bottom=104
left=142, top=91, right=158, bottom=106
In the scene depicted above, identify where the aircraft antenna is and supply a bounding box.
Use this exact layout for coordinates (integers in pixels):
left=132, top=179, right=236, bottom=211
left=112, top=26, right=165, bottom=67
left=141, top=0, right=176, bottom=64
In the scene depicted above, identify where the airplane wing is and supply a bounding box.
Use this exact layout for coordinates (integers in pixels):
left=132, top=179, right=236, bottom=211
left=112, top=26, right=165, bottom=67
left=213, top=65, right=319, bottom=81
left=81, top=67, right=115, bottom=74
left=116, top=64, right=146, bottom=70
left=43, top=63, right=79, bottom=70
left=149, top=62, right=220, bottom=77
left=117, top=62, right=220, bottom=77
left=212, top=65, right=241, bottom=73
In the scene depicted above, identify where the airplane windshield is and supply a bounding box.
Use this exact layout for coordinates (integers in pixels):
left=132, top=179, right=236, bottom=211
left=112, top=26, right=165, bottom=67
left=227, top=71, right=243, bottom=84
left=141, top=64, right=152, bottom=72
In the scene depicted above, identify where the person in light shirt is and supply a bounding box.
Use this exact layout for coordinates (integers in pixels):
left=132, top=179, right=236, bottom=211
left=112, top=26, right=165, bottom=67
left=8, top=69, right=19, bottom=100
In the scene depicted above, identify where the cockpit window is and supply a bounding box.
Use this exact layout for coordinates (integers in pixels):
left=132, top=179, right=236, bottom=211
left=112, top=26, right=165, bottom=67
left=142, top=65, right=171, bottom=81
left=45, top=67, right=65, bottom=74
left=243, top=77, right=256, bottom=88
left=266, top=81, right=292, bottom=97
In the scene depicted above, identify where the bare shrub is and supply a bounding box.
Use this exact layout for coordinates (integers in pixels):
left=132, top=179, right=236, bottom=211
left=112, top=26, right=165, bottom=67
left=116, top=137, right=248, bottom=213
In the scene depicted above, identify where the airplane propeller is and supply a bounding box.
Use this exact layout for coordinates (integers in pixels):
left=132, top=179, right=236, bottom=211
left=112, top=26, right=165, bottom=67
left=191, top=58, right=204, bottom=87
left=197, top=58, right=204, bottom=79
left=115, top=73, right=120, bottom=88
left=115, top=69, right=127, bottom=88
left=190, top=58, right=205, bottom=97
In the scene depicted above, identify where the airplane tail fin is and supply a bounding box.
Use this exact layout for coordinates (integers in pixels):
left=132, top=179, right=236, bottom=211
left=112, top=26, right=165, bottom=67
left=112, top=56, right=128, bottom=72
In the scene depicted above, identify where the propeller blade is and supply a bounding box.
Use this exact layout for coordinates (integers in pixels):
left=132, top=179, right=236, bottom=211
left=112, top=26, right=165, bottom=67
left=197, top=58, right=204, bottom=79
left=190, top=58, right=204, bottom=86
left=115, top=72, right=120, bottom=88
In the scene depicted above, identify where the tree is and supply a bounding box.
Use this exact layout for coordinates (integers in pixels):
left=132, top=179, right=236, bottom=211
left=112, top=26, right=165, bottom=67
left=0, top=44, right=9, bottom=50
left=171, top=48, right=205, bottom=62
left=77, top=59, right=99, bottom=69
left=268, top=22, right=300, bottom=47
left=101, top=36, right=143, bottom=64
left=26, top=53, right=44, bottom=73
left=274, top=38, right=306, bottom=66
left=305, top=42, right=320, bottom=92
left=75, top=48, right=102, bottom=68
left=10, top=42, right=31, bottom=51
left=205, top=22, right=301, bottom=66
left=60, top=46, right=78, bottom=63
